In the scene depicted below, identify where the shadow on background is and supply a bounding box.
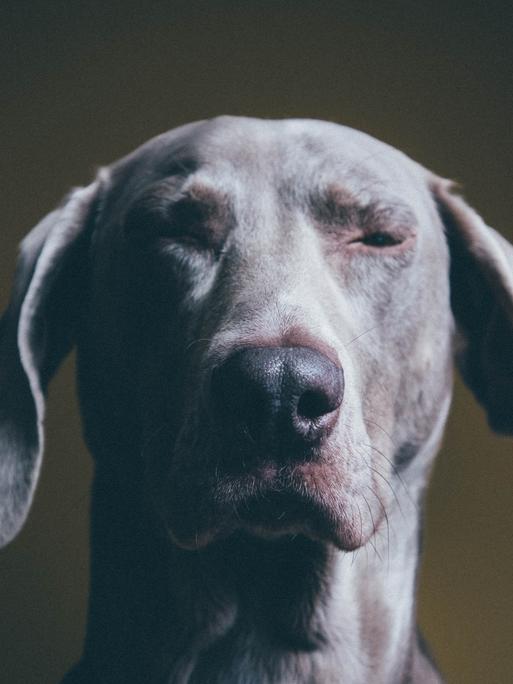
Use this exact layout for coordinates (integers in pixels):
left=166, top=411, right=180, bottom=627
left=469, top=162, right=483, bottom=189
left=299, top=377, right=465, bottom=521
left=0, top=2, right=512, bottom=682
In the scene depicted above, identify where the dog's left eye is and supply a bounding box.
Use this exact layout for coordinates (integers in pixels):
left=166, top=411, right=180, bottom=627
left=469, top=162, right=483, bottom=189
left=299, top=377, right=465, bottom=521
left=357, top=232, right=402, bottom=248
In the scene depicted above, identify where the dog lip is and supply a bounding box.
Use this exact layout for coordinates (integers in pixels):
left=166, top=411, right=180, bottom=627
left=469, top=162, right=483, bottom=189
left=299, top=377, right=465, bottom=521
left=228, top=487, right=358, bottom=551
left=221, top=471, right=359, bottom=550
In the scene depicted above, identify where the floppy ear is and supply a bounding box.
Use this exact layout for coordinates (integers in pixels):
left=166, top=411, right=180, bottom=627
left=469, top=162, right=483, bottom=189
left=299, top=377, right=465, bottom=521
left=0, top=175, right=105, bottom=546
left=433, top=177, right=513, bottom=435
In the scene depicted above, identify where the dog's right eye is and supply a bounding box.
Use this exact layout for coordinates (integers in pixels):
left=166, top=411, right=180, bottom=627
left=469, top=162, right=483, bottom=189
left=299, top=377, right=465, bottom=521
left=124, top=197, right=223, bottom=255
left=165, top=198, right=218, bottom=250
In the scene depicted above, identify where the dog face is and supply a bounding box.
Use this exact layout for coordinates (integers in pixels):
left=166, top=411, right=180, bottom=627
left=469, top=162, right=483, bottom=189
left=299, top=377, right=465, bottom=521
left=1, top=117, right=512, bottom=552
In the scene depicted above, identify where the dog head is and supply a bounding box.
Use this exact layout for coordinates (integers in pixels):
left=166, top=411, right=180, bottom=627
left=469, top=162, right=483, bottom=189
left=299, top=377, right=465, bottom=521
left=1, top=117, right=512, bottom=551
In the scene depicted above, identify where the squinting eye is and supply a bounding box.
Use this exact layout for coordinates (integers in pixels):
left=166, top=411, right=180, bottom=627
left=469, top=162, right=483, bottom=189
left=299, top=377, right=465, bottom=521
left=360, top=232, right=402, bottom=247
left=124, top=199, right=212, bottom=249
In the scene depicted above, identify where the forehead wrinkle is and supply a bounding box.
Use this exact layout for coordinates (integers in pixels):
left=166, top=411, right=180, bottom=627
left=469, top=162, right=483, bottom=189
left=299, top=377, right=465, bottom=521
left=130, top=175, right=233, bottom=214
left=309, top=182, right=418, bottom=229
left=273, top=148, right=398, bottom=217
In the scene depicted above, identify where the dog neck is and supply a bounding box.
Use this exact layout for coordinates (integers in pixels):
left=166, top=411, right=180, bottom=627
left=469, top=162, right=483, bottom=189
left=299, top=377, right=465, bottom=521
left=73, top=465, right=431, bottom=684
left=167, top=518, right=421, bottom=684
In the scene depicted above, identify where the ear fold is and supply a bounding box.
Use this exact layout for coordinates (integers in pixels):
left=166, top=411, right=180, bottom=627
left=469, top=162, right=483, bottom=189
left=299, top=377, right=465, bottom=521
left=433, top=178, right=513, bottom=435
left=0, top=175, right=105, bottom=546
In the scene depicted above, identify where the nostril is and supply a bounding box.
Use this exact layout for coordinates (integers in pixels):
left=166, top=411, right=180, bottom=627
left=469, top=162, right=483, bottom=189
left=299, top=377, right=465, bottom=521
left=297, top=390, right=334, bottom=420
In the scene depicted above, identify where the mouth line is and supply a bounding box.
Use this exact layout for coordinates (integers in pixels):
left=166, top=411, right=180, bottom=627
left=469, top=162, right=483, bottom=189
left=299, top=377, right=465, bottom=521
left=176, top=469, right=362, bottom=551
left=233, top=488, right=334, bottom=542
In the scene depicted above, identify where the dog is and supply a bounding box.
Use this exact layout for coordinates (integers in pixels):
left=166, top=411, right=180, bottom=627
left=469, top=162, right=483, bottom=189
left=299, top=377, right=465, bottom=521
left=1, top=116, right=512, bottom=683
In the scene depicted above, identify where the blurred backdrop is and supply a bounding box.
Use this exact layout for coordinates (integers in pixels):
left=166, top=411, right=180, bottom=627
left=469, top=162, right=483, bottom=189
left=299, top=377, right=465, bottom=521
left=0, top=2, right=512, bottom=682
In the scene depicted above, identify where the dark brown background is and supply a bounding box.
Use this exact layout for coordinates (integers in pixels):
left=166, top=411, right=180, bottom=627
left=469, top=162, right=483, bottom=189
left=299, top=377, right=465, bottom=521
left=0, top=2, right=512, bottom=682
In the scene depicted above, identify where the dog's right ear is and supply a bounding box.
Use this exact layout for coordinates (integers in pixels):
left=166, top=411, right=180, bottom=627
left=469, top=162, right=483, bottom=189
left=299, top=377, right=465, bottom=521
left=0, top=172, right=107, bottom=547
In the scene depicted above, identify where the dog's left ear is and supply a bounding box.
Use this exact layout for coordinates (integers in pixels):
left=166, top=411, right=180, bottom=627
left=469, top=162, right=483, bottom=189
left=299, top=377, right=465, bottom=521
left=0, top=174, right=106, bottom=547
left=432, top=177, right=513, bottom=435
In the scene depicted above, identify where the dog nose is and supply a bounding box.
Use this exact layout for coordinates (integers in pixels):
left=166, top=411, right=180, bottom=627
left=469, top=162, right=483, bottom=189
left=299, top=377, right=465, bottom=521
left=211, top=347, right=344, bottom=454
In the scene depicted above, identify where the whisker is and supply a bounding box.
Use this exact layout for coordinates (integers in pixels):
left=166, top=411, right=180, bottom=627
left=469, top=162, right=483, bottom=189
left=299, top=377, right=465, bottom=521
left=361, top=492, right=382, bottom=562
left=363, top=442, right=417, bottom=512
left=344, top=325, right=380, bottom=347
left=357, top=445, right=405, bottom=519
left=366, top=484, right=390, bottom=569
left=369, top=464, right=404, bottom=518
left=362, top=418, right=395, bottom=446
left=356, top=499, right=364, bottom=549
left=350, top=502, right=361, bottom=567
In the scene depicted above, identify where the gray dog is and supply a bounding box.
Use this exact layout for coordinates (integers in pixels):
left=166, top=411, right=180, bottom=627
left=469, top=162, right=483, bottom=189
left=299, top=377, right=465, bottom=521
left=1, top=117, right=512, bottom=683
